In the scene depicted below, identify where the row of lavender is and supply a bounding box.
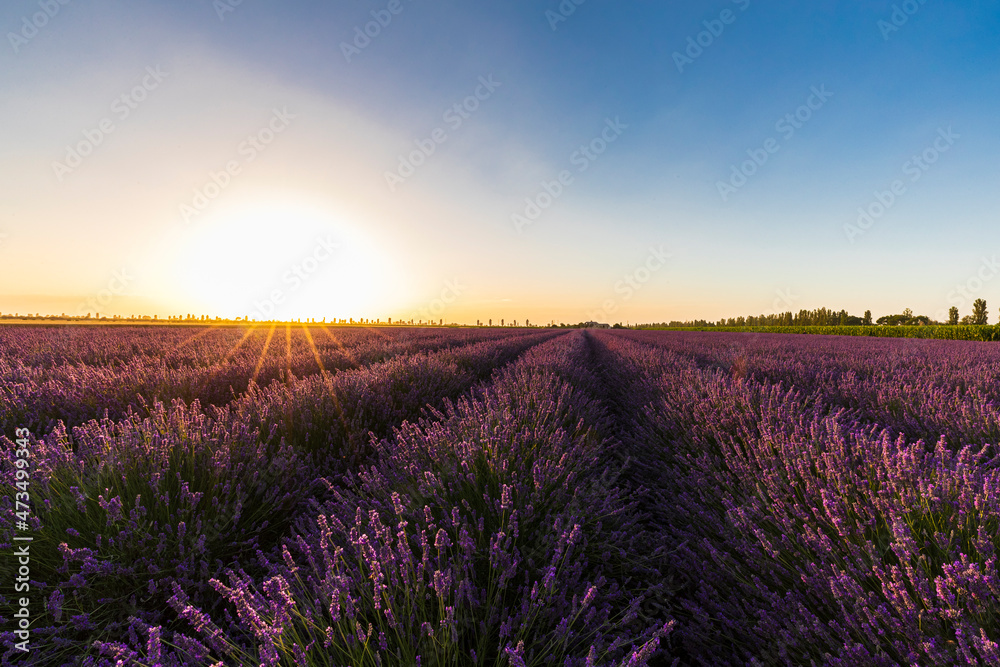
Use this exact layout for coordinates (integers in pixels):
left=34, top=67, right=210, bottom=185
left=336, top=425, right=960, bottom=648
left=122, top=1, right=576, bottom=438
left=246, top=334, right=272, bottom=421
left=633, top=330, right=1000, bottom=448
left=0, top=328, right=556, bottom=664
left=0, top=325, right=477, bottom=369
left=594, top=330, right=1000, bottom=665
left=0, top=326, right=515, bottom=437
left=1, top=329, right=673, bottom=665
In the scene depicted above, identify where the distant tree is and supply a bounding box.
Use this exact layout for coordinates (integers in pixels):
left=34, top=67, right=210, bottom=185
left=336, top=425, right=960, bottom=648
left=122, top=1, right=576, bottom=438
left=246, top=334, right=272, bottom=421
left=973, top=299, right=988, bottom=325
left=902, top=308, right=913, bottom=319
left=949, top=306, right=959, bottom=325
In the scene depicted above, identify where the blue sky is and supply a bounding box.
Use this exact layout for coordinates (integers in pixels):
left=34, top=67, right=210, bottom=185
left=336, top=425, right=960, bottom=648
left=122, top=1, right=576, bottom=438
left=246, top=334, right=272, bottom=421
left=2, top=0, right=999, bottom=324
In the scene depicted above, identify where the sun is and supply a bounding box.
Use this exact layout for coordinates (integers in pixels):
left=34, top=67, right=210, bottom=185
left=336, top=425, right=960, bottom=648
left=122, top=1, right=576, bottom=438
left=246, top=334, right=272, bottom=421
left=170, top=200, right=402, bottom=321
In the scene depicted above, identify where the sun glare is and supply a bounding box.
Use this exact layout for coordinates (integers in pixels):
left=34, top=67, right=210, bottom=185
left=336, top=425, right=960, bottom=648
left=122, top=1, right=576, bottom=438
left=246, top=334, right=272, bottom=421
left=172, top=200, right=402, bottom=321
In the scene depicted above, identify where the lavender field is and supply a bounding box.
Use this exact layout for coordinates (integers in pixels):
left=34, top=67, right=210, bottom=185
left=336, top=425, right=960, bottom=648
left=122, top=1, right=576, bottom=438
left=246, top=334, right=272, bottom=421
left=3, top=326, right=1000, bottom=666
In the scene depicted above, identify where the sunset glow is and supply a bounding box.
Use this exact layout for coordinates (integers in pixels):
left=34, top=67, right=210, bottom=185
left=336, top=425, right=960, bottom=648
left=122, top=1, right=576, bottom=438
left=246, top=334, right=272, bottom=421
left=2, top=2, right=999, bottom=324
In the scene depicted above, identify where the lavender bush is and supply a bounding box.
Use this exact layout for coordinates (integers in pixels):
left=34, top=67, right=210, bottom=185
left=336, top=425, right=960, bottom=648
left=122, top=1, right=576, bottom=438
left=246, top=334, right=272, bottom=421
left=0, top=399, right=310, bottom=665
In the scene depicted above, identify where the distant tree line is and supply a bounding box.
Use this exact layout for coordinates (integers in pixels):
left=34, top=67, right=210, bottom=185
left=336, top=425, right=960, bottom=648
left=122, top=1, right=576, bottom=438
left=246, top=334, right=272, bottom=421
left=647, top=300, right=992, bottom=328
